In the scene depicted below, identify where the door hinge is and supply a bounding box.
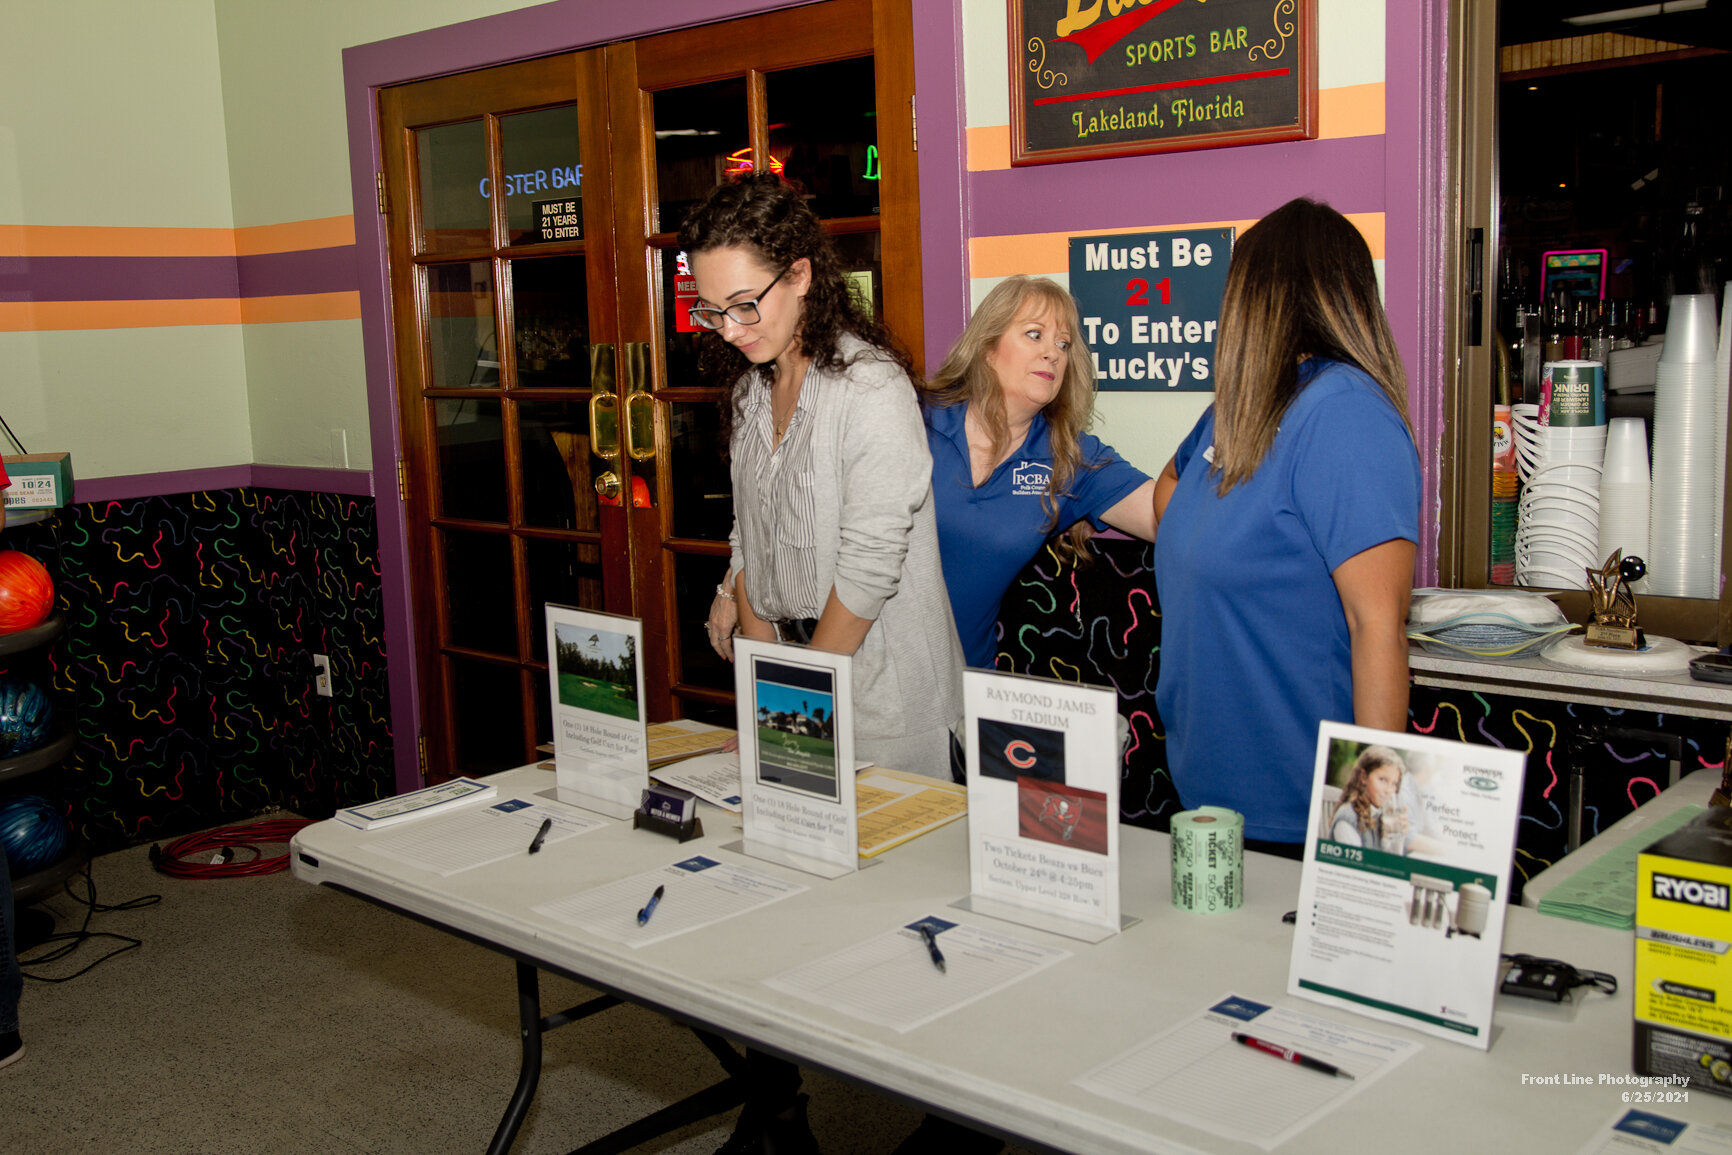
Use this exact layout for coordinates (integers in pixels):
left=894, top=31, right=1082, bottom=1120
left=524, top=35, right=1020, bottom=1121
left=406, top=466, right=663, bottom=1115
left=417, top=734, right=429, bottom=779
left=397, top=458, right=408, bottom=502
left=910, top=95, right=917, bottom=153
left=376, top=171, right=388, bottom=215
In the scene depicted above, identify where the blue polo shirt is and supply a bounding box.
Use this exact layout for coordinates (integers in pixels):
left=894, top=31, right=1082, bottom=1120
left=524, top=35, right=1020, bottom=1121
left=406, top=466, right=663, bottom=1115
left=926, top=401, right=1151, bottom=668
left=1153, top=359, right=1420, bottom=843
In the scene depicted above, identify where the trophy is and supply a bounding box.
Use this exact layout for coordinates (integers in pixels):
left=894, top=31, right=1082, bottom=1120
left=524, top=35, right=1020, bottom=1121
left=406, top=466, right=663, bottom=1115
left=1583, top=550, right=1646, bottom=651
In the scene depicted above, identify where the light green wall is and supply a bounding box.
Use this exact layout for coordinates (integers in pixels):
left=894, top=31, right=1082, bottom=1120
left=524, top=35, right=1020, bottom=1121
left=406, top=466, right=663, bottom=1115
left=213, top=0, right=533, bottom=224
left=0, top=0, right=248, bottom=480
left=213, top=0, right=533, bottom=472
left=0, top=0, right=236, bottom=226
left=0, top=328, right=252, bottom=476
left=242, top=320, right=372, bottom=468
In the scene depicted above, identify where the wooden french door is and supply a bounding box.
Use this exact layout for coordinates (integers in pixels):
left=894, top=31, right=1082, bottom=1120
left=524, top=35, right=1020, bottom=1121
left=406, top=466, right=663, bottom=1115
left=380, top=0, right=920, bottom=782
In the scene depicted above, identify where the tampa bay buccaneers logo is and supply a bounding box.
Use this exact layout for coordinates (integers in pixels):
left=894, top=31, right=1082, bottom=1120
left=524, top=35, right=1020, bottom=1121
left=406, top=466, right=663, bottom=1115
left=1038, top=794, right=1080, bottom=841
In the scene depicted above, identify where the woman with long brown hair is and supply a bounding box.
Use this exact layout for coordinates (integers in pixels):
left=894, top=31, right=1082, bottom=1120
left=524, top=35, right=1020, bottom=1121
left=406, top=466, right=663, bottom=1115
left=923, top=275, right=1158, bottom=668
left=1152, top=197, right=1421, bottom=852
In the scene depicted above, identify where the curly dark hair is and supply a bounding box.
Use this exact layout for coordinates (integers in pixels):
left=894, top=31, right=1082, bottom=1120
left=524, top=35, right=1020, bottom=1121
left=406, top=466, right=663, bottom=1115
left=676, top=173, right=913, bottom=399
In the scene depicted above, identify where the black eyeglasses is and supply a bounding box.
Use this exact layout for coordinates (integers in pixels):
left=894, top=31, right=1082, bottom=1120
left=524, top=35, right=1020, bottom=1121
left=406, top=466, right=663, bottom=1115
left=688, top=266, right=787, bottom=331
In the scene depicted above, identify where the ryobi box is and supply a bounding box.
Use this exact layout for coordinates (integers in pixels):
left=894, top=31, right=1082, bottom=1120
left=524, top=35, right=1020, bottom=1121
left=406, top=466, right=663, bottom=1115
left=1635, top=807, right=1732, bottom=1097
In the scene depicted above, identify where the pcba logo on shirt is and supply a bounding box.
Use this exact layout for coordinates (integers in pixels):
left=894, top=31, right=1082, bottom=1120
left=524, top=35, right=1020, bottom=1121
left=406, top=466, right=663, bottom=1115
left=1652, top=872, right=1731, bottom=910
left=1011, top=461, right=1050, bottom=497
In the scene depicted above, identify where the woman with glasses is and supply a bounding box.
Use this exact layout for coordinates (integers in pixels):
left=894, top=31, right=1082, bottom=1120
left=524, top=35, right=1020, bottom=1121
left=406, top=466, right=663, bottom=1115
left=685, top=172, right=963, bottom=1155
left=686, top=173, right=963, bottom=784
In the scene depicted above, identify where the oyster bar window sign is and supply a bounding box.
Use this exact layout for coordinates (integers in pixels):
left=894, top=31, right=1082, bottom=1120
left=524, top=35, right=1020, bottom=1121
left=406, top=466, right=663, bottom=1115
left=1012, top=0, right=1316, bottom=164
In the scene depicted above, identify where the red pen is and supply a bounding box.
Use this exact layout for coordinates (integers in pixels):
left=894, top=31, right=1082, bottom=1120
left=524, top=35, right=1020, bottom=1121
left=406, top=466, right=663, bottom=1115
left=1230, top=1032, right=1355, bottom=1079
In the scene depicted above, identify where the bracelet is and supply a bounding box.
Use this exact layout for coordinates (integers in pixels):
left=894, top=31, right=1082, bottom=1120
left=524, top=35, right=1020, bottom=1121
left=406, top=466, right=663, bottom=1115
left=715, top=582, right=735, bottom=601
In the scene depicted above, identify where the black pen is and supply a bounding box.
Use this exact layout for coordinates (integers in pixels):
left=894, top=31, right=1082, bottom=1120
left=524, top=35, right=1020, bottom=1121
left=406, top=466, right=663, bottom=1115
left=637, top=884, right=665, bottom=926
left=917, top=924, right=946, bottom=973
left=527, top=817, right=552, bottom=854
left=1231, top=1033, right=1354, bottom=1079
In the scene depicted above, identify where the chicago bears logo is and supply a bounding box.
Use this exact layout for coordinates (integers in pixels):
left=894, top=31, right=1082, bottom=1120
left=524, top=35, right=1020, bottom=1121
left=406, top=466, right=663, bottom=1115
left=977, top=717, right=1066, bottom=784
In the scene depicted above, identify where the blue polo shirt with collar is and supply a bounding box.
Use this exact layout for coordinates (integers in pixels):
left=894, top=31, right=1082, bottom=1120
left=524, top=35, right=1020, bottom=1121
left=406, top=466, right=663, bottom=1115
left=925, top=400, right=1151, bottom=669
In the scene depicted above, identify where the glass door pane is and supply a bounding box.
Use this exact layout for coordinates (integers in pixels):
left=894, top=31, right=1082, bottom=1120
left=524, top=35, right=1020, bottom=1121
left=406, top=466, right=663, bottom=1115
left=425, top=263, right=498, bottom=388
left=652, top=79, right=750, bottom=233
left=416, top=120, right=490, bottom=253
left=767, top=58, right=880, bottom=219
left=501, top=105, right=583, bottom=246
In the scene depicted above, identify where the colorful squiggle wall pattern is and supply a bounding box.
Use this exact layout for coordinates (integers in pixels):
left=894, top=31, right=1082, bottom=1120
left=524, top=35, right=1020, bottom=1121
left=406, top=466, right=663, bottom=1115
left=1409, top=685, right=1725, bottom=897
left=1, top=490, right=392, bottom=853
left=995, top=537, right=1182, bottom=829
left=998, top=537, right=1728, bottom=900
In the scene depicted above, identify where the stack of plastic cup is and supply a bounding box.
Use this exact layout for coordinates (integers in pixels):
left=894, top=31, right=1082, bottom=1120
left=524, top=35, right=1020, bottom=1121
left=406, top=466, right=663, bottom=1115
left=1597, top=417, right=1651, bottom=592
left=1512, top=402, right=1606, bottom=589
left=1647, top=293, right=1722, bottom=597
left=1718, top=294, right=1732, bottom=564
left=1491, top=404, right=1518, bottom=585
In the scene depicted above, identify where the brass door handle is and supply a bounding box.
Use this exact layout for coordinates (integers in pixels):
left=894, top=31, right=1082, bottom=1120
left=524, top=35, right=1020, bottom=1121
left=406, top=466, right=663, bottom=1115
left=625, top=392, right=656, bottom=462
left=621, top=342, right=654, bottom=462
left=588, top=393, right=619, bottom=461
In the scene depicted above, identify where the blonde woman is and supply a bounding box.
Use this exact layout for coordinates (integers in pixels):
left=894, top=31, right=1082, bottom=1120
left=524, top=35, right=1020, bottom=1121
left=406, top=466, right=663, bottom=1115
left=1153, top=198, right=1421, bottom=853
left=923, top=276, right=1159, bottom=668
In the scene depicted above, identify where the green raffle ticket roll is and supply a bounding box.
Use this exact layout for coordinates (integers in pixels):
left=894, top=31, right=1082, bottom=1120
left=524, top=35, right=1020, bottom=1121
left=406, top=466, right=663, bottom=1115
left=1171, top=806, right=1244, bottom=914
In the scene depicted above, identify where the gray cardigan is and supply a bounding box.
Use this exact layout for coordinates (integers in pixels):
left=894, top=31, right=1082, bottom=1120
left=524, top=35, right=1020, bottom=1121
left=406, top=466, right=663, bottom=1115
left=729, top=336, right=963, bottom=776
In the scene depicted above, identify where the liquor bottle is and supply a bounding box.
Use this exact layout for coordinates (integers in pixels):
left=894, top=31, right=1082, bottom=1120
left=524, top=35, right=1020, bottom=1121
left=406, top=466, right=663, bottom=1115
left=1586, top=299, right=1614, bottom=368
left=1543, top=294, right=1568, bottom=363
left=1568, top=298, right=1589, bottom=360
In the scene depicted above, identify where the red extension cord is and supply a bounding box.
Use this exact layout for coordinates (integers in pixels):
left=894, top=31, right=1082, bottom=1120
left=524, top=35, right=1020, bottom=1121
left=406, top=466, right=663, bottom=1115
left=150, top=817, right=314, bottom=878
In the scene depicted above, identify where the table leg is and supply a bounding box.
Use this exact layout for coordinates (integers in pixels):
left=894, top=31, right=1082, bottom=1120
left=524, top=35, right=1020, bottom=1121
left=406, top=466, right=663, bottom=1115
left=488, top=960, right=549, bottom=1155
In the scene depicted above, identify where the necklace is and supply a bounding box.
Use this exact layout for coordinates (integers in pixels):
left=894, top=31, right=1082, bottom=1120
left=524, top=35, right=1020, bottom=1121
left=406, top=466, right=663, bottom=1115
left=771, top=360, right=806, bottom=442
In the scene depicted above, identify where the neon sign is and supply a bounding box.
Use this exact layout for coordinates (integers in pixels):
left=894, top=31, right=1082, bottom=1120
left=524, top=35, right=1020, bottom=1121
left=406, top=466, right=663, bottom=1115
left=478, top=164, right=583, bottom=198
left=723, top=148, right=784, bottom=177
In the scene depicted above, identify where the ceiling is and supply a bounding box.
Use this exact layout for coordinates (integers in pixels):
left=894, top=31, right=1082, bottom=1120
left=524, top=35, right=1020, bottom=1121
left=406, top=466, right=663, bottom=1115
left=1500, top=0, right=1732, bottom=50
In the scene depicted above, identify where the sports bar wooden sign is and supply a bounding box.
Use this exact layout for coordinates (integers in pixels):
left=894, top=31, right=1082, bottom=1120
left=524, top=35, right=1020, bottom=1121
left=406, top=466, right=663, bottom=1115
left=1011, top=0, right=1315, bottom=165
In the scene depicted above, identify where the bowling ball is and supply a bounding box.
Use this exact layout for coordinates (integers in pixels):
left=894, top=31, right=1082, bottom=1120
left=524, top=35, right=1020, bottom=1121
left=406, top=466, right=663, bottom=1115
left=0, top=678, right=52, bottom=758
left=0, top=794, right=70, bottom=875
left=0, top=551, right=53, bottom=634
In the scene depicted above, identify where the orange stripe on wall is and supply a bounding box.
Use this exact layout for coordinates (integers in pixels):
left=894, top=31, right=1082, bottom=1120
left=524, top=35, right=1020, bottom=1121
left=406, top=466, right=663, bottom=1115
left=968, top=82, right=1386, bottom=171
left=968, top=126, right=1012, bottom=172
left=0, top=299, right=244, bottom=332
left=0, top=225, right=236, bottom=258
left=0, top=293, right=362, bottom=332
left=239, top=292, right=363, bottom=324
left=968, top=213, right=1385, bottom=276
left=0, top=215, right=358, bottom=258
left=235, top=216, right=357, bottom=256
left=1319, top=82, right=1385, bottom=139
